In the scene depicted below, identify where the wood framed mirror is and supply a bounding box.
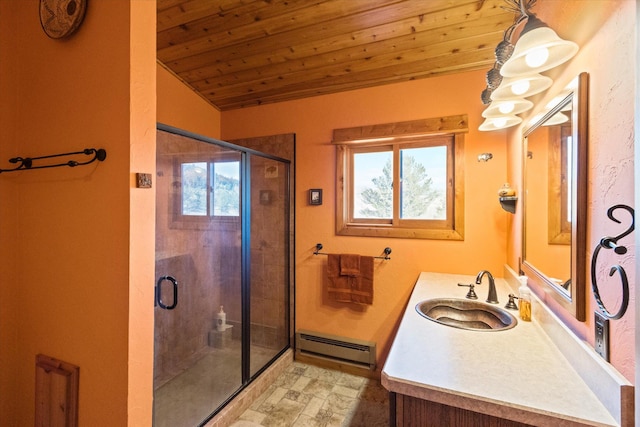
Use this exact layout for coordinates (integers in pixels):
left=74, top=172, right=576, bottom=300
left=522, top=72, right=588, bottom=321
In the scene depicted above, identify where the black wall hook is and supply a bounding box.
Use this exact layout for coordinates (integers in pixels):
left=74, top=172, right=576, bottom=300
left=0, top=148, right=107, bottom=173
left=590, top=204, right=634, bottom=320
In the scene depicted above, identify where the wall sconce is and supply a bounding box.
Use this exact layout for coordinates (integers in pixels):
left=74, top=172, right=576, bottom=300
left=490, top=73, right=552, bottom=100
left=479, top=0, right=579, bottom=132
left=482, top=98, right=533, bottom=118
left=499, top=14, right=579, bottom=77
left=477, top=153, right=493, bottom=162
left=479, top=115, right=523, bottom=131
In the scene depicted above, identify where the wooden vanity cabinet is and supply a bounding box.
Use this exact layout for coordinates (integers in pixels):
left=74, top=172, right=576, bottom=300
left=389, top=393, right=534, bottom=427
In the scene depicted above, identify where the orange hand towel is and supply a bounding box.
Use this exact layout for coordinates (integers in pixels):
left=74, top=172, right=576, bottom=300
left=340, top=254, right=361, bottom=276
left=326, top=254, right=374, bottom=305
left=350, top=256, right=374, bottom=305
left=327, top=254, right=352, bottom=302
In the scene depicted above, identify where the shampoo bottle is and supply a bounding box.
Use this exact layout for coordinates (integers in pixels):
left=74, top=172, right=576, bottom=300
left=216, top=305, right=227, bottom=331
left=518, top=276, right=532, bottom=322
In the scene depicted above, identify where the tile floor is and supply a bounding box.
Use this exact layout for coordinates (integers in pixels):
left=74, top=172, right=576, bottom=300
left=230, top=361, right=389, bottom=427
left=154, top=342, right=276, bottom=427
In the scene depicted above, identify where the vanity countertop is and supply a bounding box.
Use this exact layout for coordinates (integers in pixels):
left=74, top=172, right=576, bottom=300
left=381, top=272, right=619, bottom=427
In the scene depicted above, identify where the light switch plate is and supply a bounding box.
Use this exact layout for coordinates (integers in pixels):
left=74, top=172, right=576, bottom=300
left=594, top=311, right=609, bottom=361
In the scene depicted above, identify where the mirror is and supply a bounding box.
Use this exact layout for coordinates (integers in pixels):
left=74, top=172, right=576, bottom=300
left=522, top=72, right=588, bottom=321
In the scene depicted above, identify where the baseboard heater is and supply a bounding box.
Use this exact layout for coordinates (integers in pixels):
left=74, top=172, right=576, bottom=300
left=296, top=330, right=376, bottom=370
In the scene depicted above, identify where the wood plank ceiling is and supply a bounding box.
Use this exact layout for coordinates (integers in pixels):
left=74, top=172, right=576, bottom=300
left=157, top=0, right=518, bottom=111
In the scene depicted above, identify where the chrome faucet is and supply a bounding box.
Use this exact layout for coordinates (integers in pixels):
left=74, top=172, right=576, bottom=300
left=475, top=270, right=499, bottom=304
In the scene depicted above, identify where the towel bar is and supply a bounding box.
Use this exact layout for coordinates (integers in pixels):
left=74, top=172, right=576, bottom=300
left=0, top=148, right=106, bottom=173
left=313, top=243, right=391, bottom=260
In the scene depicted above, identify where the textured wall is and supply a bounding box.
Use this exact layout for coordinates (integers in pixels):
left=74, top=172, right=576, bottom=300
left=506, top=0, right=636, bottom=382
left=0, top=1, right=156, bottom=424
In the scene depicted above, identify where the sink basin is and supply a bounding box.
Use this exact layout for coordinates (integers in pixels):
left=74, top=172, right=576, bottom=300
left=416, top=298, right=517, bottom=331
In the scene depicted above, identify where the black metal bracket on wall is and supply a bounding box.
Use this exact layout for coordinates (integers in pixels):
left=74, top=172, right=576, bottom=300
left=590, top=204, right=634, bottom=320
left=0, top=148, right=106, bottom=173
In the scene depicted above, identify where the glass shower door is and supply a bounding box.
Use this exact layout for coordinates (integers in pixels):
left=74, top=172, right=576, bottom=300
left=153, top=129, right=244, bottom=427
left=249, top=155, right=290, bottom=377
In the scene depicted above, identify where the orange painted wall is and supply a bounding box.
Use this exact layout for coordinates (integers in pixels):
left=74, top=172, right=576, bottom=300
left=129, top=0, right=157, bottom=424
left=221, top=71, right=509, bottom=368
left=505, top=0, right=636, bottom=381
left=0, top=1, right=156, bottom=425
left=157, top=64, right=222, bottom=139
left=0, top=1, right=20, bottom=423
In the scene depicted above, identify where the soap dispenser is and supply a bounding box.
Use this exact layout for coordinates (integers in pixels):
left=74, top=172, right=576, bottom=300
left=216, top=305, right=227, bottom=331
left=518, top=276, right=532, bottom=322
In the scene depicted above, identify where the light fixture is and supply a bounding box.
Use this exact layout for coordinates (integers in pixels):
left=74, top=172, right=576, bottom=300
left=490, top=73, right=552, bottom=100
left=486, top=64, right=504, bottom=90
left=478, top=0, right=579, bottom=132
left=499, top=14, right=579, bottom=77
left=479, top=115, right=522, bottom=131
left=482, top=98, right=533, bottom=118
left=480, top=18, right=522, bottom=105
left=477, top=153, right=493, bottom=162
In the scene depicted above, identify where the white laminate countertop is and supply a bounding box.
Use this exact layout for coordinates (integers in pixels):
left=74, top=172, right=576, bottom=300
left=381, top=272, right=618, bottom=427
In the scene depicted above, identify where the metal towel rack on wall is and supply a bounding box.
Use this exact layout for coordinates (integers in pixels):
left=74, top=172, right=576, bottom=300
left=313, top=243, right=392, bottom=260
left=0, top=148, right=107, bottom=173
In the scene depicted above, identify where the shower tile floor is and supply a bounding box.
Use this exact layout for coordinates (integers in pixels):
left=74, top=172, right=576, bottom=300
left=230, top=361, right=389, bottom=427
left=154, top=341, right=277, bottom=427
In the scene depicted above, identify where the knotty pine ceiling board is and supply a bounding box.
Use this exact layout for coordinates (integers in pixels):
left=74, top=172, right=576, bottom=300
left=157, top=0, right=517, bottom=110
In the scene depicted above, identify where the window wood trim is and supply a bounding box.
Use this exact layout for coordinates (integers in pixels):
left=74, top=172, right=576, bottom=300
left=332, top=114, right=468, bottom=145
left=335, top=116, right=465, bottom=240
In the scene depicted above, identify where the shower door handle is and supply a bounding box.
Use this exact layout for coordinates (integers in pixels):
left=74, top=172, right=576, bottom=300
left=156, top=276, right=178, bottom=310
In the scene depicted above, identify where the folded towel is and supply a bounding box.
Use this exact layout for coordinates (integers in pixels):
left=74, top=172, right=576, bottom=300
left=327, top=254, right=374, bottom=305
left=350, top=256, right=374, bottom=305
left=340, top=254, right=361, bottom=276
left=327, top=254, right=352, bottom=302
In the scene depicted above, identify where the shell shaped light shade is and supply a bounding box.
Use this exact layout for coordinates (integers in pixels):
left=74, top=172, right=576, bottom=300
left=479, top=115, right=522, bottom=131
left=482, top=98, right=533, bottom=118
left=499, top=15, right=579, bottom=77
left=490, top=73, right=552, bottom=100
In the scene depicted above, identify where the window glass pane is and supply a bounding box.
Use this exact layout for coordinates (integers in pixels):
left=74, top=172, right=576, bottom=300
left=212, top=161, right=240, bottom=216
left=400, top=146, right=447, bottom=220
left=181, top=162, right=208, bottom=216
left=354, top=151, right=393, bottom=219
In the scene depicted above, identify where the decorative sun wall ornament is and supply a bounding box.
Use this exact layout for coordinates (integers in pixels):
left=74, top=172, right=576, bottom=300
left=40, top=0, right=87, bottom=39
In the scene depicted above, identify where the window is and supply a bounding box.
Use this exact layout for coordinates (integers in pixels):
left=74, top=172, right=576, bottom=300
left=175, top=158, right=240, bottom=224
left=334, top=115, right=466, bottom=240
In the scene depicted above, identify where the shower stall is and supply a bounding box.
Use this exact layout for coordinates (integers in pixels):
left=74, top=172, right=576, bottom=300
left=153, top=125, right=292, bottom=426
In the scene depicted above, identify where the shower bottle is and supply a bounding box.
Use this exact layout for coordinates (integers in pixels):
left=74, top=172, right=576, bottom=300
left=216, top=306, right=227, bottom=331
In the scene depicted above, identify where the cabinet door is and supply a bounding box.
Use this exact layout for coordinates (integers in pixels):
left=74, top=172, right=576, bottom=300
left=393, top=393, right=533, bottom=427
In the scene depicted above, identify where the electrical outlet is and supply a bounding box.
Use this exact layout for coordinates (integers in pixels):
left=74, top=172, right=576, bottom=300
left=594, top=312, right=610, bottom=361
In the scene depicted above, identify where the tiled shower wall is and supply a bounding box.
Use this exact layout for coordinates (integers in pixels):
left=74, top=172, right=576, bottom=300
left=154, top=131, right=295, bottom=385
left=230, top=134, right=295, bottom=349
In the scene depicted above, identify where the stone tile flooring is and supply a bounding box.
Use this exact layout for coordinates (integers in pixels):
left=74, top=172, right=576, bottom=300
left=154, top=342, right=276, bottom=427
left=230, top=361, right=389, bottom=427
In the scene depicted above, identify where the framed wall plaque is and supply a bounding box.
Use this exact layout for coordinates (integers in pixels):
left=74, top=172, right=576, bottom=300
left=309, top=189, right=322, bottom=205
